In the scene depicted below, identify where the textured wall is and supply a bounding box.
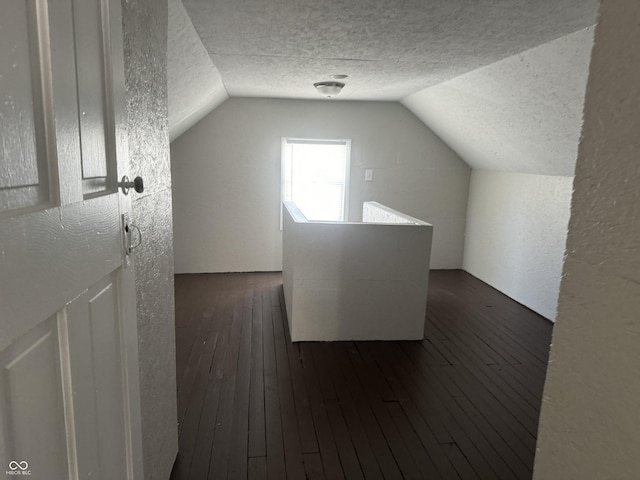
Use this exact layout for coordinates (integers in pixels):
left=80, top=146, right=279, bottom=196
left=463, top=171, right=572, bottom=321
left=534, top=1, right=640, bottom=478
left=167, top=0, right=228, bottom=141
left=121, top=0, right=178, bottom=478
left=171, top=98, right=470, bottom=273
left=403, top=28, right=594, bottom=176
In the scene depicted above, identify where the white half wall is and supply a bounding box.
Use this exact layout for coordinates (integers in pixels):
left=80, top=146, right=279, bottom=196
left=402, top=28, right=594, bottom=176
left=534, top=0, right=640, bottom=477
left=463, top=170, right=572, bottom=321
left=282, top=202, right=432, bottom=341
left=171, top=98, right=470, bottom=273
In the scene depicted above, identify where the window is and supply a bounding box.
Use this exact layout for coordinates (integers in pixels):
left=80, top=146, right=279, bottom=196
left=281, top=138, right=351, bottom=222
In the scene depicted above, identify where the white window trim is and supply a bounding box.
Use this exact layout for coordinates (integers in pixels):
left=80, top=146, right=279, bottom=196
left=280, top=137, right=351, bottom=229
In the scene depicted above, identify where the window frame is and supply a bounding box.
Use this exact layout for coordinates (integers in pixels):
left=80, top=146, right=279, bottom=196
left=280, top=137, right=351, bottom=229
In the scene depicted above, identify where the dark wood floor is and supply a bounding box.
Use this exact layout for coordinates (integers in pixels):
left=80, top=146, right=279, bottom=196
left=170, top=271, right=552, bottom=480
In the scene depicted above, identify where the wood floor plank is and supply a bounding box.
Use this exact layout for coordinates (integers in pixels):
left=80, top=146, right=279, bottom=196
left=386, top=401, right=442, bottom=479
left=381, top=346, right=478, bottom=480
left=298, top=342, right=346, bottom=480
left=362, top=343, right=460, bottom=480
left=303, top=453, right=326, bottom=480
left=227, top=306, right=254, bottom=480
left=176, top=300, right=219, bottom=430
left=283, top=340, right=319, bottom=455
left=271, top=305, right=306, bottom=479
left=188, top=301, right=235, bottom=479
left=390, top=343, right=504, bottom=480
left=209, top=303, right=245, bottom=478
left=248, top=285, right=266, bottom=458
left=447, top=371, right=533, bottom=479
left=432, top=272, right=552, bottom=364
left=450, top=364, right=537, bottom=455
left=278, top=287, right=319, bottom=455
left=427, top=313, right=543, bottom=408
left=350, top=343, right=423, bottom=480
left=262, top=292, right=287, bottom=480
left=325, top=343, right=384, bottom=480
left=433, top=306, right=548, bottom=373
left=331, top=343, right=404, bottom=480
left=171, top=271, right=553, bottom=480
left=424, top=320, right=541, bottom=434
left=247, top=457, right=267, bottom=480
left=443, top=441, right=481, bottom=480
left=311, top=342, right=365, bottom=480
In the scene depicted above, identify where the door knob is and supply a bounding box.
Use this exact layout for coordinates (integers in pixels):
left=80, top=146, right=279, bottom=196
left=120, top=176, right=144, bottom=195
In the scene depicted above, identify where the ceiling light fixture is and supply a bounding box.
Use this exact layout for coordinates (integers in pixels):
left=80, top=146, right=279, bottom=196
left=313, top=81, right=345, bottom=98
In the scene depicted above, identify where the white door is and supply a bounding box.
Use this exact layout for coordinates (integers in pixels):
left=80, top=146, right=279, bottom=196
left=0, top=0, right=143, bottom=478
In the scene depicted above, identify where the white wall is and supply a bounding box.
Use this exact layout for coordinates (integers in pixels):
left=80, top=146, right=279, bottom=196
left=402, top=29, right=593, bottom=322
left=534, top=0, right=640, bottom=477
left=463, top=171, right=572, bottom=321
left=171, top=98, right=470, bottom=273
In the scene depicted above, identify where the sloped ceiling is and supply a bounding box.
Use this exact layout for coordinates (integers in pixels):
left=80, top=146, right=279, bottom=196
left=403, top=27, right=595, bottom=176
left=168, top=0, right=599, bottom=174
left=167, top=0, right=228, bottom=141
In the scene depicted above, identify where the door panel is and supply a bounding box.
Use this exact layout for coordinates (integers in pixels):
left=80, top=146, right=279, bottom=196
left=0, top=0, right=50, bottom=212
left=0, top=316, right=68, bottom=478
left=66, top=273, right=128, bottom=479
left=73, top=0, right=113, bottom=197
left=87, top=280, right=127, bottom=479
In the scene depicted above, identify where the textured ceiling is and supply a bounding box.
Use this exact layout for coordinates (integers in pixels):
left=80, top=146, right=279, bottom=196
left=182, top=0, right=598, bottom=100
left=403, top=27, right=595, bottom=176
left=167, top=0, right=228, bottom=140
left=169, top=0, right=599, bottom=176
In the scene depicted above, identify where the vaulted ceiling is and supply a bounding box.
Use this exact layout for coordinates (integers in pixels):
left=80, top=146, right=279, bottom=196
left=168, top=0, right=600, bottom=174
